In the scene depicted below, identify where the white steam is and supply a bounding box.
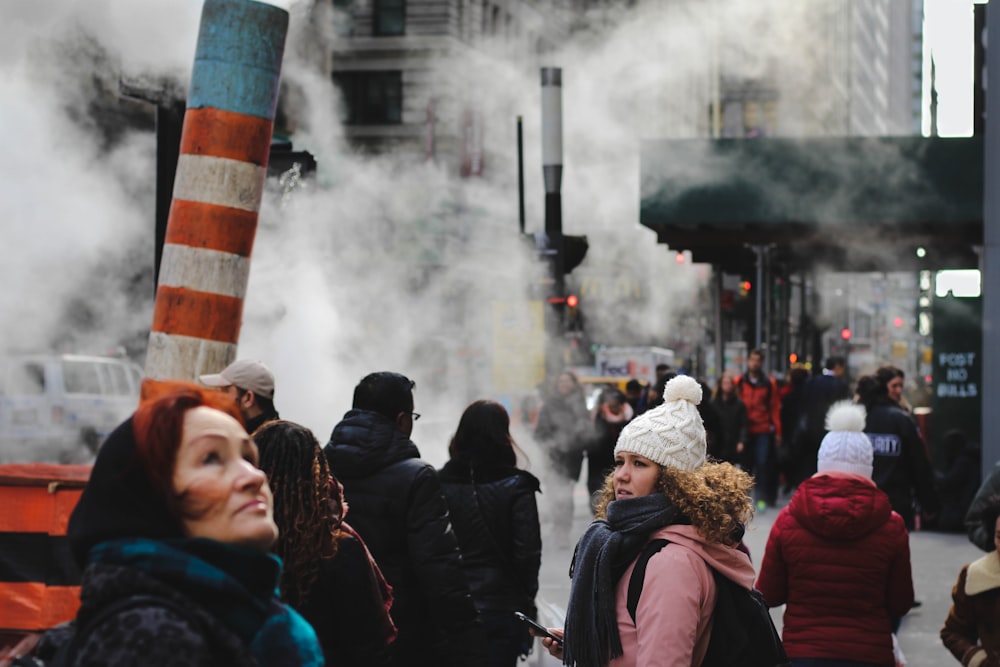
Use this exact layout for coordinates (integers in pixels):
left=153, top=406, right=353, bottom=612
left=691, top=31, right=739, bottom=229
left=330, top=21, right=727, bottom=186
left=1, top=0, right=890, bottom=465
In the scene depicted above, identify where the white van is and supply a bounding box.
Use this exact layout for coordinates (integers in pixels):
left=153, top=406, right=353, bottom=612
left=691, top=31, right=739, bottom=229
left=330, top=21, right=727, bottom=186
left=0, top=354, right=143, bottom=463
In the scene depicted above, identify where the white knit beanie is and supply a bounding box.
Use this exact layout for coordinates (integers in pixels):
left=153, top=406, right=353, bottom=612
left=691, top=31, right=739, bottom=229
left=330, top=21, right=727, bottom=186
left=614, top=375, right=706, bottom=471
left=817, top=401, right=873, bottom=478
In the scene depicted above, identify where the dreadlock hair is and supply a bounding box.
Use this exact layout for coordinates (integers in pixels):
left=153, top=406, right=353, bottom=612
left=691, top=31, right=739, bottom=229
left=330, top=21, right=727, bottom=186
left=253, top=420, right=338, bottom=608
left=593, top=460, right=754, bottom=547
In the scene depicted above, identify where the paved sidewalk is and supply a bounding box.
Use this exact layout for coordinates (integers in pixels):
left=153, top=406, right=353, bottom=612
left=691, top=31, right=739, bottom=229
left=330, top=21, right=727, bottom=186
left=528, top=481, right=980, bottom=666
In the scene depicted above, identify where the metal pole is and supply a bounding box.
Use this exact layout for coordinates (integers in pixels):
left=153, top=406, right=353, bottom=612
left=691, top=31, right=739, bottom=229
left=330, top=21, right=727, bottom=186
left=714, top=266, right=724, bottom=382
left=982, top=0, right=1000, bottom=480
left=541, top=68, right=564, bottom=288
left=517, top=116, right=526, bottom=235
left=541, top=67, right=564, bottom=376
left=753, top=245, right=764, bottom=351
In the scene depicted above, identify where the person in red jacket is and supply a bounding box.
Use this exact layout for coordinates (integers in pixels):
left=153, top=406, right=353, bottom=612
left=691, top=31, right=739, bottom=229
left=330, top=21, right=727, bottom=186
left=756, top=400, right=914, bottom=666
left=735, top=348, right=783, bottom=510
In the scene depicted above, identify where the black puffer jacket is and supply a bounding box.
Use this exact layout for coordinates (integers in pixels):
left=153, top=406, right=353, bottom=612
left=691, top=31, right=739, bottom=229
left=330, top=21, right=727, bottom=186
left=865, top=399, right=940, bottom=530
left=438, top=460, right=542, bottom=617
left=324, top=410, right=487, bottom=667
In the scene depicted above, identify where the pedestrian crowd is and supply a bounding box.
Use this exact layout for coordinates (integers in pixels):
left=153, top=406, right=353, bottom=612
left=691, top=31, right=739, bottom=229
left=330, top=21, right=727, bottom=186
left=3, top=351, right=999, bottom=667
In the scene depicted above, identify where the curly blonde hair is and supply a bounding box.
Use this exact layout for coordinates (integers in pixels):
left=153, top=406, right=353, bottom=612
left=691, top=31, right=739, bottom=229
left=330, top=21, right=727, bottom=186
left=593, top=461, right=754, bottom=546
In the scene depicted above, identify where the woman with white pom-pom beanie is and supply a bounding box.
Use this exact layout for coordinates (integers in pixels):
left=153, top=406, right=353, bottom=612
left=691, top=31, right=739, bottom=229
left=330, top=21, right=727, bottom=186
left=534, top=375, right=758, bottom=666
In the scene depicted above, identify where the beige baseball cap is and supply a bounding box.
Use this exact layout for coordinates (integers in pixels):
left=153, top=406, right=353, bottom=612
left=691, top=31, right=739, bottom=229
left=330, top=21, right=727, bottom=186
left=199, top=359, right=274, bottom=400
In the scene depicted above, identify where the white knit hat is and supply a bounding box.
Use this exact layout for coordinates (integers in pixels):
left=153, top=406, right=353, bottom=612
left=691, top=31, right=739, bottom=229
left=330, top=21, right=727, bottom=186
left=817, top=401, right=873, bottom=478
left=614, top=375, right=706, bottom=471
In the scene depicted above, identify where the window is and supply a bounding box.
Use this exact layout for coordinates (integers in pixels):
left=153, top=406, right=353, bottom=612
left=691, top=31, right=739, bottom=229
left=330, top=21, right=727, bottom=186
left=63, top=361, right=102, bottom=395
left=334, top=71, right=402, bottom=125
left=5, top=362, right=46, bottom=396
left=332, top=0, right=355, bottom=36
left=103, top=363, right=133, bottom=396
left=374, top=0, right=404, bottom=36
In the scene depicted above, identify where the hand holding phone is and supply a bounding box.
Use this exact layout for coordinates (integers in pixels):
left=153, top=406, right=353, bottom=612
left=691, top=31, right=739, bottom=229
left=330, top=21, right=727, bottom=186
left=514, top=611, right=564, bottom=646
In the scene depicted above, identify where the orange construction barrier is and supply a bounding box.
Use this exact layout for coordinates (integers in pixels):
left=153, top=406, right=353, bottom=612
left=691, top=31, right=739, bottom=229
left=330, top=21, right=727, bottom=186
left=0, top=464, right=90, bottom=642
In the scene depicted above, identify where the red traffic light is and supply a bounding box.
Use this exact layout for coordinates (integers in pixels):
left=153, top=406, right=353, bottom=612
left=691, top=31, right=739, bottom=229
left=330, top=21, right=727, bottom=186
left=840, top=328, right=852, bottom=341
left=741, top=280, right=751, bottom=292
left=566, top=294, right=579, bottom=308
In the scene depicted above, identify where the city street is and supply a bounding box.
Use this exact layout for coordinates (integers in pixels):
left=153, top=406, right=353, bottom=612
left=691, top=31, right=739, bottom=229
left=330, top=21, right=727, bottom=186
left=526, top=481, right=982, bottom=666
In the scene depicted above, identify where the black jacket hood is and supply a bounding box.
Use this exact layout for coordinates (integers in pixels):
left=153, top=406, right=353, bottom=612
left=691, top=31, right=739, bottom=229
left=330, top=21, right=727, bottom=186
left=325, top=409, right=421, bottom=479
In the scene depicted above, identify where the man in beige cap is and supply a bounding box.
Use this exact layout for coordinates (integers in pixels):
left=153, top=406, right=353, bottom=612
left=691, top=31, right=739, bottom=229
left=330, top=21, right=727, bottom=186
left=199, top=359, right=280, bottom=433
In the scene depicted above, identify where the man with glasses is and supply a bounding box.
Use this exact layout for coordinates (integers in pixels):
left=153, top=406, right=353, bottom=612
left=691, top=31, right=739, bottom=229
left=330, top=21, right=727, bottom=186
left=324, top=372, right=486, bottom=667
left=199, top=359, right=280, bottom=433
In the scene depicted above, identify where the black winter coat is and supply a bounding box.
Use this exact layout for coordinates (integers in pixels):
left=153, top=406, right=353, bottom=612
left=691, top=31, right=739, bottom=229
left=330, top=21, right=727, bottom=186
left=324, top=409, right=487, bottom=667
left=438, top=460, right=542, bottom=618
left=300, top=530, right=394, bottom=667
left=711, top=395, right=747, bottom=464
left=865, top=398, right=941, bottom=530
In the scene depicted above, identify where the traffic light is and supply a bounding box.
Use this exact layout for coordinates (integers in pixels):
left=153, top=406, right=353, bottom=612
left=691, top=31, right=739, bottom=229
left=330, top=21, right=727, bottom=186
left=526, top=233, right=589, bottom=275
left=739, top=280, right=751, bottom=297
left=562, top=235, right=589, bottom=275
left=840, top=327, right=852, bottom=341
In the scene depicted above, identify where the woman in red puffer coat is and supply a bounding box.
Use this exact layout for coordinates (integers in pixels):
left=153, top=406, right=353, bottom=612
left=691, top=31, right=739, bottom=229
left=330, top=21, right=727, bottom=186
left=756, top=401, right=914, bottom=666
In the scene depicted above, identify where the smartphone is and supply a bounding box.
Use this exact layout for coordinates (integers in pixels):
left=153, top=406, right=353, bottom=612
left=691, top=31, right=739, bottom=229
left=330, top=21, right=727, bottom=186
left=514, top=611, right=563, bottom=646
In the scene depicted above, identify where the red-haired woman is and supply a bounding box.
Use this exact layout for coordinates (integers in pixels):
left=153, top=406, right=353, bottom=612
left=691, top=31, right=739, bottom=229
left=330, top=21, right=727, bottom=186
left=35, top=382, right=323, bottom=666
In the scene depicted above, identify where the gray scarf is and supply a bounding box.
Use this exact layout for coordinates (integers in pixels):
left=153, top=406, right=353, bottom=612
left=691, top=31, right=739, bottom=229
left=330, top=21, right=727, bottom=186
left=562, top=494, right=688, bottom=666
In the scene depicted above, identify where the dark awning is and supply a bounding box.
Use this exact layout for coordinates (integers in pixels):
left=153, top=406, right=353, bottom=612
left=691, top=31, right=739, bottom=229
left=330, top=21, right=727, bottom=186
left=639, top=136, right=983, bottom=272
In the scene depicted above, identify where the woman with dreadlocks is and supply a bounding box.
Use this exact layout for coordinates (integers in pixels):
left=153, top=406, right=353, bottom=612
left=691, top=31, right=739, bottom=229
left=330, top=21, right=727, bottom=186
left=536, top=375, right=756, bottom=667
left=254, top=420, right=396, bottom=666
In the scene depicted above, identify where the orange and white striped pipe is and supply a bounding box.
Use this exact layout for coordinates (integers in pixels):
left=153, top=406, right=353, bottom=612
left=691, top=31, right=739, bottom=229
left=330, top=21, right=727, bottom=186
left=144, top=0, right=288, bottom=392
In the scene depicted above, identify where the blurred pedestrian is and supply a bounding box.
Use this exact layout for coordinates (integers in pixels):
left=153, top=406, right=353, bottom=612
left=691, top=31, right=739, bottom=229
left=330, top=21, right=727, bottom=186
left=623, top=379, right=643, bottom=413
left=37, top=382, right=322, bottom=666
left=858, top=372, right=940, bottom=531
left=588, top=388, right=634, bottom=512
left=635, top=364, right=672, bottom=415
left=255, top=420, right=396, bottom=666
left=438, top=400, right=542, bottom=667
left=795, top=356, right=851, bottom=487
left=735, top=348, right=782, bottom=510
left=756, top=401, right=914, bottom=667
left=967, top=463, right=1000, bottom=551
left=697, top=379, right=724, bottom=465
left=324, top=371, right=487, bottom=667
left=942, top=494, right=1000, bottom=665
left=779, top=365, right=810, bottom=494
left=711, top=371, right=747, bottom=466
left=199, top=359, right=280, bottom=434
left=534, top=370, right=593, bottom=548
left=877, top=365, right=912, bottom=414
left=537, top=375, right=755, bottom=666
left=935, top=429, right=981, bottom=533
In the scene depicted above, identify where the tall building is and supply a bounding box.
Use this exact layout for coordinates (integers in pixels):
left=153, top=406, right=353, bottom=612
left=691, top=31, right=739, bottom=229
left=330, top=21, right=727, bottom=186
left=714, top=0, right=922, bottom=138
left=295, top=0, right=572, bottom=173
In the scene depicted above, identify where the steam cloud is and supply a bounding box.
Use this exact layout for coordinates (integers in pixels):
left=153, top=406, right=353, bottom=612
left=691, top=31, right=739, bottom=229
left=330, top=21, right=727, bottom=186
left=0, top=0, right=916, bottom=464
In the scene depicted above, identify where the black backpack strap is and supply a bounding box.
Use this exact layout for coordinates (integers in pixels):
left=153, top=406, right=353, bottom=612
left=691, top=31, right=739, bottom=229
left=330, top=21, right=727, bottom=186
left=626, top=539, right=670, bottom=624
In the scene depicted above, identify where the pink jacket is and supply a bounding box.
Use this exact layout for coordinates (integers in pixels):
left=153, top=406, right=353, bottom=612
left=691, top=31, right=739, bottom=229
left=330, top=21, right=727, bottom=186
left=609, top=524, right=756, bottom=667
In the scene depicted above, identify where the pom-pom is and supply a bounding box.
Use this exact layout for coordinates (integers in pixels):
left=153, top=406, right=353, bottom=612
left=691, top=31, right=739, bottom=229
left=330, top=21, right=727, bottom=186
left=663, top=375, right=702, bottom=405
left=824, top=400, right=866, bottom=433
